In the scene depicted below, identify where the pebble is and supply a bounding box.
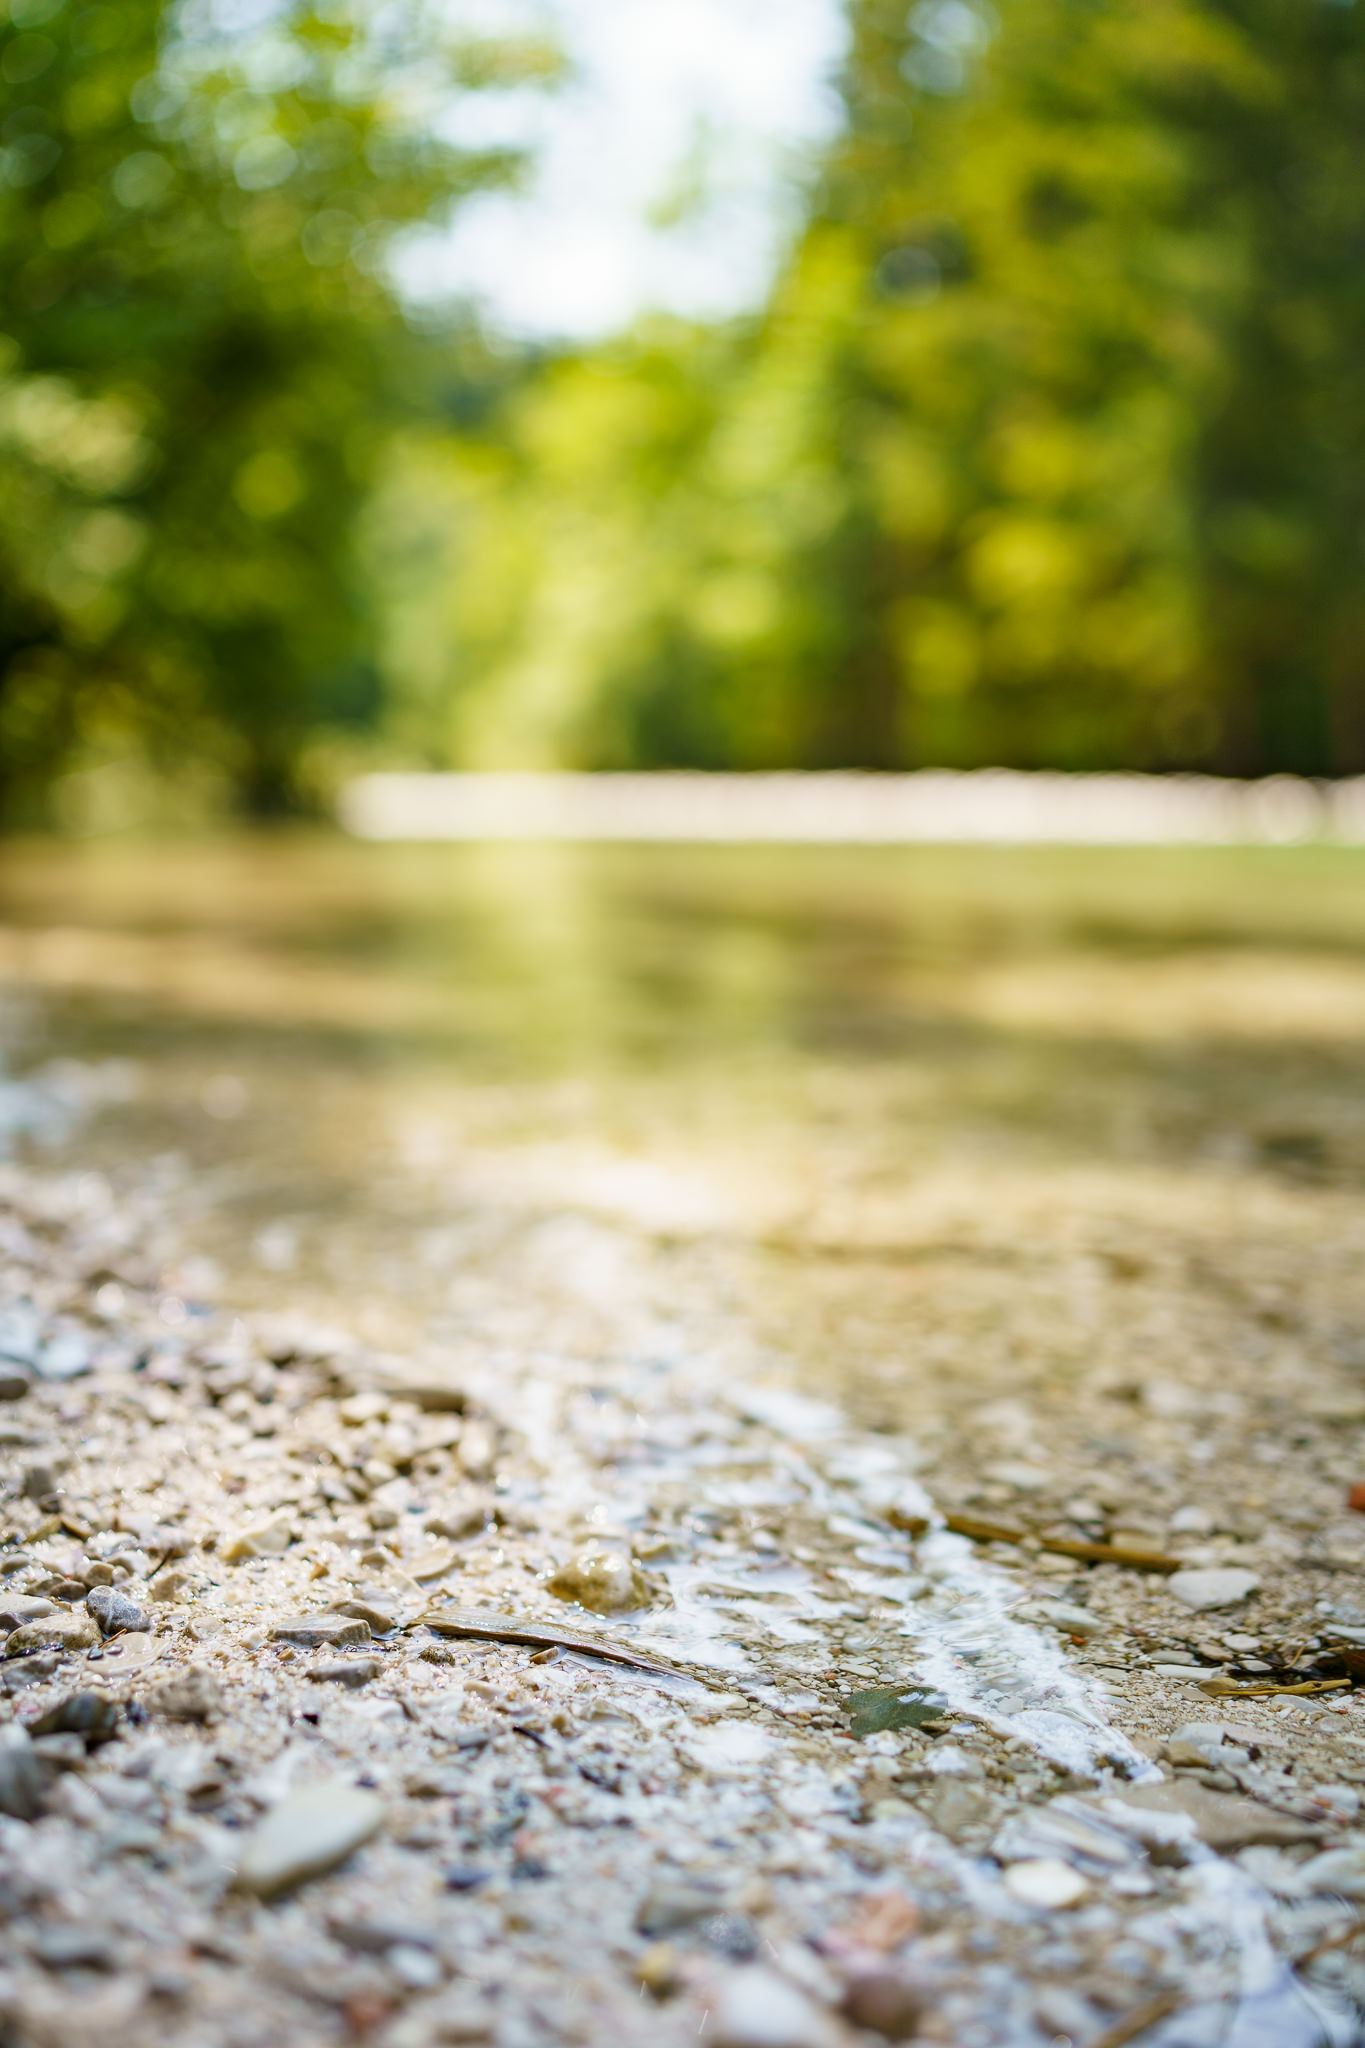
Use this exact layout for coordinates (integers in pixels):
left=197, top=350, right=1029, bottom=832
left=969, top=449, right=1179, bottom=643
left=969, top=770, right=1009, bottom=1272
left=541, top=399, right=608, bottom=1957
left=1111, top=1781, right=1323, bottom=1851
left=841, top=1966, right=923, bottom=2041
left=235, top=1780, right=386, bottom=1898
left=546, top=1548, right=651, bottom=1613
left=0, top=1726, right=44, bottom=1820
left=147, top=1666, right=223, bottom=1721
left=221, top=1517, right=294, bottom=1563
left=5, top=1611, right=99, bottom=1655
left=335, top=1598, right=409, bottom=1633
left=21, top=1460, right=59, bottom=1501
left=1167, top=1568, right=1260, bottom=1612
left=709, top=1967, right=833, bottom=2048
left=86, top=1584, right=151, bottom=1637
left=1015, top=1598, right=1107, bottom=1638
left=35, top=1331, right=92, bottom=1381
left=635, top=1882, right=723, bottom=1935
left=1298, top=1846, right=1365, bottom=1897
left=0, top=1365, right=30, bottom=1401
left=1002, top=1860, right=1089, bottom=1909
left=0, top=1595, right=55, bottom=1631
left=30, top=1923, right=119, bottom=1970
left=271, top=1615, right=371, bottom=1650
left=309, top=1657, right=382, bottom=1688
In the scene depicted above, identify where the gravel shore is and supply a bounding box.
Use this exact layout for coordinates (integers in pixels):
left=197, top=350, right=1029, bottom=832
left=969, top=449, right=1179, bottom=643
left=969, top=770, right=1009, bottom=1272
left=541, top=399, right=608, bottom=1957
left=1, top=1159, right=1364, bottom=2048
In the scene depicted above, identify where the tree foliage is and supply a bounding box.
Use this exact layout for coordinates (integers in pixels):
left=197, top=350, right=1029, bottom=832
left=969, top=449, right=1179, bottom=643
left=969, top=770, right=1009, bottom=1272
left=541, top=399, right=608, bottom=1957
left=7, top=0, right=1365, bottom=810
left=0, top=0, right=547, bottom=818
left=385, top=0, right=1365, bottom=778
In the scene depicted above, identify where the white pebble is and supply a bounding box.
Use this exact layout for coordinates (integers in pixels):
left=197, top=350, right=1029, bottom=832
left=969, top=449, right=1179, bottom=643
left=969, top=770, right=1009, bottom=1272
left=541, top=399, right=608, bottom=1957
left=236, top=1781, right=384, bottom=1898
left=709, top=1967, right=833, bottom=2048
left=1168, top=1568, right=1260, bottom=1612
left=1003, top=1859, right=1090, bottom=1909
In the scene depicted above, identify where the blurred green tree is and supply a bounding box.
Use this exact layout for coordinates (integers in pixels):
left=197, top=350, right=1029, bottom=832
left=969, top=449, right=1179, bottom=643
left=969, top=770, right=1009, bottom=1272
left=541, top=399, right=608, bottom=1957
left=383, top=0, right=1365, bottom=780
left=0, top=0, right=552, bottom=819
left=788, top=0, right=1365, bottom=774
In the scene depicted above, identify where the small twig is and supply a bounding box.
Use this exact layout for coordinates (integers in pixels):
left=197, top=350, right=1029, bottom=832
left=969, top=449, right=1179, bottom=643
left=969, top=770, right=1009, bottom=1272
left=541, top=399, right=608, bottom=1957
left=942, top=1513, right=1182, bottom=1574
left=1294, top=1913, right=1365, bottom=1971
left=1199, top=1675, right=1349, bottom=1699
left=1087, top=1992, right=1182, bottom=2048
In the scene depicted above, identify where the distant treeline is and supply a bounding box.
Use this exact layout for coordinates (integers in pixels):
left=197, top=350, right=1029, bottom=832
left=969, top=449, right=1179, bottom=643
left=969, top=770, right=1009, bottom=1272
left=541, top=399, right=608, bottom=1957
left=4, top=0, right=1364, bottom=823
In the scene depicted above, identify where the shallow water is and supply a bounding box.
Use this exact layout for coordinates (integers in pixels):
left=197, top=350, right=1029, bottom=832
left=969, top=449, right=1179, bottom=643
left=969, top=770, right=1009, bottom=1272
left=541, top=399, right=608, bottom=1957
left=3, top=832, right=1365, bottom=1424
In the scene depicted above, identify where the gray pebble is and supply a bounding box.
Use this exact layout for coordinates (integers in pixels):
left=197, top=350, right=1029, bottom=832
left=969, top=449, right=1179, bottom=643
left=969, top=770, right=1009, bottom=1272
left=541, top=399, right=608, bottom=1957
left=86, top=1584, right=152, bottom=1637
left=635, top=1881, right=723, bottom=1935
left=271, top=1615, right=372, bottom=1650
left=0, top=1727, right=45, bottom=1820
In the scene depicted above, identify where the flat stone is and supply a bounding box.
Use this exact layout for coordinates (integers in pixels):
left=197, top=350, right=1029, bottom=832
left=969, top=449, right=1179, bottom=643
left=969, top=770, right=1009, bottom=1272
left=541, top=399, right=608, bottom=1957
left=1299, top=1846, right=1365, bottom=1897
left=1003, top=1859, right=1089, bottom=1909
left=710, top=1967, right=833, bottom=2048
left=6, top=1612, right=99, bottom=1656
left=0, top=1726, right=44, bottom=1820
left=329, top=1914, right=439, bottom=1954
left=308, top=1658, right=382, bottom=1689
left=31, top=1923, right=118, bottom=1970
left=1168, top=1568, right=1260, bottom=1612
left=635, top=1882, right=723, bottom=1935
left=271, top=1615, right=371, bottom=1650
left=1108, top=1781, right=1322, bottom=1852
left=236, top=1779, right=385, bottom=1898
left=86, top=1585, right=151, bottom=1637
left=1015, top=1599, right=1108, bottom=1639
left=31, top=1691, right=119, bottom=1741
left=221, top=1517, right=295, bottom=1563
left=333, top=1598, right=410, bottom=1634
left=35, top=1332, right=92, bottom=1382
left=147, top=1667, right=223, bottom=1722
left=22, top=1461, right=60, bottom=1501
left=0, top=1595, right=55, bottom=1632
left=546, top=1548, right=652, bottom=1614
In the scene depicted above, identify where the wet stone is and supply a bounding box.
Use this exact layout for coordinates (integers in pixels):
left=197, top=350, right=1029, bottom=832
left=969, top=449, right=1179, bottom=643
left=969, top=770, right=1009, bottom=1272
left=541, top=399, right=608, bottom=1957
left=546, top=1548, right=652, bottom=1613
left=0, top=1594, right=54, bottom=1632
left=1110, top=1781, right=1324, bottom=1852
left=32, top=1690, right=120, bottom=1742
left=236, top=1780, right=386, bottom=1898
left=6, top=1611, right=99, bottom=1655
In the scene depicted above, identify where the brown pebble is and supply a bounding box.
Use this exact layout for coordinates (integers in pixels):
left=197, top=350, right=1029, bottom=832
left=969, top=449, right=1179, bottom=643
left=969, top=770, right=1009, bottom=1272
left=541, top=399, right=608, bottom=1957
left=841, top=1966, right=923, bottom=2040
